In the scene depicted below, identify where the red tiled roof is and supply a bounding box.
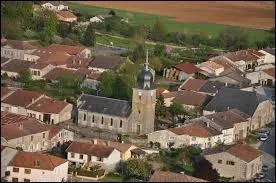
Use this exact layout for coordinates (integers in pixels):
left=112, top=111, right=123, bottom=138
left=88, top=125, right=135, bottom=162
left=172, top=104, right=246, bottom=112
left=30, top=62, right=51, bottom=70
left=55, top=11, right=77, bottom=19
left=47, top=44, right=85, bottom=56
left=263, top=68, right=275, bottom=78
left=95, top=139, right=133, bottom=153
left=224, top=50, right=259, bottom=62
left=43, top=67, right=75, bottom=80
left=173, top=90, right=210, bottom=107
left=8, top=151, right=67, bottom=170
left=37, top=51, right=71, bottom=66
left=26, top=97, right=69, bottom=114
left=86, top=72, right=102, bottom=80
left=149, top=171, right=208, bottom=182
left=1, top=118, right=48, bottom=140
left=200, top=61, right=224, bottom=71
left=47, top=125, right=62, bottom=139
left=173, top=62, right=201, bottom=74
left=248, top=49, right=265, bottom=57
left=156, top=88, right=168, bottom=96
left=1, top=112, right=29, bottom=126
left=1, top=39, right=37, bottom=50
left=66, top=55, right=93, bottom=69
left=1, top=57, right=10, bottom=64
left=169, top=123, right=217, bottom=137
left=1, top=59, right=34, bottom=73
left=226, top=144, right=263, bottom=162
left=66, top=141, right=115, bottom=158
left=211, top=59, right=233, bottom=69
left=161, top=91, right=178, bottom=99
left=2, top=89, right=43, bottom=107
left=180, top=78, right=206, bottom=91
left=1, top=87, right=14, bottom=99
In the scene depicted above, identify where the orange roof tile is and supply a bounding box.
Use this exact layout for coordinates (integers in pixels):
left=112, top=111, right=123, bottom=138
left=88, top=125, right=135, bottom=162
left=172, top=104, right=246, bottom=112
left=169, top=123, right=219, bottom=137
left=149, top=171, right=208, bottom=182
left=174, top=62, right=201, bottom=74
left=263, top=68, right=275, bottom=78
left=226, top=144, right=263, bottom=162
left=180, top=78, right=206, bottom=91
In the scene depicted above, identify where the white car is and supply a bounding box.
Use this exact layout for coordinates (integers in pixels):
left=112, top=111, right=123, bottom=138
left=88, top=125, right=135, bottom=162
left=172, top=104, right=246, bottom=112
left=259, top=135, right=268, bottom=141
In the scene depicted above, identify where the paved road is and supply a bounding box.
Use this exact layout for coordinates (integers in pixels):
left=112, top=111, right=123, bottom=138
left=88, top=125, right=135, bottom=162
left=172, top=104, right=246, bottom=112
left=259, top=121, right=275, bottom=181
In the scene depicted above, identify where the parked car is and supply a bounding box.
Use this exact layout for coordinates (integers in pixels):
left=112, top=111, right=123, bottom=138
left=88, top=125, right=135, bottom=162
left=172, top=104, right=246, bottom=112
left=259, top=135, right=268, bottom=141
left=262, top=165, right=269, bottom=172
left=257, top=130, right=270, bottom=136
left=258, top=172, right=265, bottom=178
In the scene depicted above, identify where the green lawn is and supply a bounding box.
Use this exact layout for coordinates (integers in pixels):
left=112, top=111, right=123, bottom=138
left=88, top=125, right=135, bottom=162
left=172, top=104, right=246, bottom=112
left=100, top=173, right=123, bottom=182
left=67, top=2, right=270, bottom=43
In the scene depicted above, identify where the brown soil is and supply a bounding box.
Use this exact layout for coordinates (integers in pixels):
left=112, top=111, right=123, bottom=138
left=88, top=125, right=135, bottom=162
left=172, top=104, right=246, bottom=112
left=72, top=1, right=275, bottom=29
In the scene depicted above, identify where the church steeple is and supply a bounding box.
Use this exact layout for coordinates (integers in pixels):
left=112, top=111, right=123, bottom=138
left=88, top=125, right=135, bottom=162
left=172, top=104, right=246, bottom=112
left=136, top=49, right=153, bottom=90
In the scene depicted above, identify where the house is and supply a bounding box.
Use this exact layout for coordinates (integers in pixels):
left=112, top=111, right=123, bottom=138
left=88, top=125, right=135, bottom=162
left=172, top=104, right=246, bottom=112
left=1, top=57, right=12, bottom=67
left=42, top=67, right=75, bottom=82
left=172, top=90, right=212, bottom=111
left=29, top=63, right=55, bottom=80
left=149, top=170, right=207, bottom=182
left=179, top=77, right=236, bottom=96
left=91, top=139, right=137, bottom=160
left=26, top=96, right=73, bottom=124
left=65, top=141, right=121, bottom=172
left=41, top=1, right=68, bottom=11
left=47, top=125, right=74, bottom=148
left=1, top=87, right=14, bottom=101
left=88, top=55, right=126, bottom=73
left=209, top=67, right=251, bottom=88
left=1, top=39, right=37, bottom=60
left=147, top=120, right=224, bottom=149
left=81, top=72, right=102, bottom=90
left=163, top=62, right=202, bottom=81
left=90, top=16, right=104, bottom=23
left=1, top=59, right=34, bottom=79
left=46, top=44, right=91, bottom=58
left=159, top=91, right=178, bottom=107
left=32, top=49, right=71, bottom=66
left=1, top=89, right=73, bottom=124
left=204, top=87, right=274, bottom=131
left=222, top=50, right=260, bottom=72
left=197, top=60, right=225, bottom=77
left=204, top=144, right=263, bottom=181
left=66, top=55, right=93, bottom=69
left=1, top=146, right=18, bottom=179
left=1, top=112, right=50, bottom=152
left=55, top=10, right=77, bottom=23
left=204, top=109, right=250, bottom=142
left=241, top=85, right=275, bottom=102
left=245, top=68, right=275, bottom=87
left=258, top=48, right=275, bottom=64
left=6, top=151, right=68, bottom=182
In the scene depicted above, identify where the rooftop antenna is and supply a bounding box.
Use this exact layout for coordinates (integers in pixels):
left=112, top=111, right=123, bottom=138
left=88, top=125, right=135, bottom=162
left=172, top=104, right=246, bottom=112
left=145, top=49, right=149, bottom=71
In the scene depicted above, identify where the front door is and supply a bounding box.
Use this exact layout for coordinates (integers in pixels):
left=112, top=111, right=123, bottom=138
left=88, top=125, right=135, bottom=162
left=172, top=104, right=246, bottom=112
left=137, top=124, right=141, bottom=135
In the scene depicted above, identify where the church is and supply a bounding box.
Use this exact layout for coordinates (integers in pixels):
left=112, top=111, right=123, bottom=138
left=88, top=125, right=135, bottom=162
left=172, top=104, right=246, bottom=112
left=77, top=50, right=156, bottom=135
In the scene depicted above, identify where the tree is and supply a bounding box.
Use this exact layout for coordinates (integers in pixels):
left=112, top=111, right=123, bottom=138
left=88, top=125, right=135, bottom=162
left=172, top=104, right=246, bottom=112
left=58, top=22, right=72, bottom=38
left=193, top=158, right=219, bottom=182
left=150, top=19, right=167, bottom=41
left=168, top=102, right=184, bottom=119
left=98, top=71, right=116, bottom=97
left=132, top=43, right=146, bottom=63
left=153, top=44, right=166, bottom=56
left=150, top=56, right=163, bottom=72
left=58, top=75, right=79, bottom=89
left=155, top=94, right=166, bottom=119
left=122, top=159, right=153, bottom=181
left=82, top=23, right=96, bottom=47
left=44, top=11, right=58, bottom=37
left=18, top=70, right=31, bottom=84
left=218, top=28, right=249, bottom=51
left=108, top=9, right=116, bottom=16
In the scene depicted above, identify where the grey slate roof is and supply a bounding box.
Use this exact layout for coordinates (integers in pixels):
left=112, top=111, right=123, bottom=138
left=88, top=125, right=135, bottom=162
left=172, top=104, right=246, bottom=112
left=263, top=48, right=275, bottom=56
left=89, top=55, right=125, bottom=70
left=199, top=80, right=237, bottom=94
left=204, top=87, right=268, bottom=116
left=78, top=94, right=132, bottom=118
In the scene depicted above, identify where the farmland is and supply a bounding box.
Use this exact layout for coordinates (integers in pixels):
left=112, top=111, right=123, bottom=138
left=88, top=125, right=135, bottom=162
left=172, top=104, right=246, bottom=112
left=67, top=1, right=274, bottom=43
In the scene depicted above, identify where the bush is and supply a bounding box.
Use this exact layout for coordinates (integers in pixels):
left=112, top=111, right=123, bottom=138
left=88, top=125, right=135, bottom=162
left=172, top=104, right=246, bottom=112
left=51, top=35, right=63, bottom=44
left=77, top=168, right=105, bottom=178
left=245, top=133, right=259, bottom=144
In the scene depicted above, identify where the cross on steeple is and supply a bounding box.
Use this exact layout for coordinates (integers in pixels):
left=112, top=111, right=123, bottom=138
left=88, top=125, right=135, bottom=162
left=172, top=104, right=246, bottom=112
left=145, top=49, right=149, bottom=71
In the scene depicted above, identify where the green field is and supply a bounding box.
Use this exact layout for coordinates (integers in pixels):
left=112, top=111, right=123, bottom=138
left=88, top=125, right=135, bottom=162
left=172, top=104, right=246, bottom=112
left=67, top=2, right=271, bottom=43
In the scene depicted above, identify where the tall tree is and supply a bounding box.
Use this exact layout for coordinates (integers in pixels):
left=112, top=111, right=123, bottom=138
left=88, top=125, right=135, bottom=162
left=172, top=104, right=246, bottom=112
left=168, top=102, right=184, bottom=119
left=150, top=19, right=167, bottom=41
left=82, top=23, right=96, bottom=47
left=155, top=94, right=166, bottom=119
left=44, top=11, right=58, bottom=37
left=154, top=44, right=166, bottom=56
left=122, top=159, right=153, bottom=181
left=193, top=158, right=219, bottom=182
left=98, top=71, right=116, bottom=97
left=132, top=43, right=146, bottom=63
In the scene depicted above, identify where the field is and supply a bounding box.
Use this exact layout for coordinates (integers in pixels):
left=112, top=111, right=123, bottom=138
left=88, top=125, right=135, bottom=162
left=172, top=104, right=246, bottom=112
left=67, top=1, right=274, bottom=43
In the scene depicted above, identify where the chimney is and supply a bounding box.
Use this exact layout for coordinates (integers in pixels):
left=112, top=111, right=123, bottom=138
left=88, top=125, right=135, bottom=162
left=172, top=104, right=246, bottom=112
left=85, top=74, right=88, bottom=78
left=64, top=99, right=67, bottom=102
left=121, top=141, right=124, bottom=144
left=93, top=139, right=97, bottom=144
left=31, top=98, right=35, bottom=103
left=79, top=60, right=81, bottom=65
left=216, top=90, right=218, bottom=94
left=18, top=123, right=23, bottom=130
left=34, top=160, right=40, bottom=168
left=206, top=121, right=210, bottom=127
left=227, top=106, right=230, bottom=110
left=225, top=82, right=228, bottom=87
left=73, top=59, right=75, bottom=64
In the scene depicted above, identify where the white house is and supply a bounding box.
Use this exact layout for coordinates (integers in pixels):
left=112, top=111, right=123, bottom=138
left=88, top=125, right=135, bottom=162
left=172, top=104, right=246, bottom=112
left=259, top=48, right=275, bottom=64
left=66, top=141, right=121, bottom=172
left=6, top=151, right=68, bottom=182
left=90, top=16, right=104, bottom=23
left=245, top=68, right=275, bottom=87
left=41, top=2, right=68, bottom=11
left=1, top=146, right=18, bottom=179
left=197, top=60, right=225, bottom=76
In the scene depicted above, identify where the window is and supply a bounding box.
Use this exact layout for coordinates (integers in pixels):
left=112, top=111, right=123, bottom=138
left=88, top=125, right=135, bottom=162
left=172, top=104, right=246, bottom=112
left=24, top=179, right=30, bottom=182
left=37, top=71, right=40, bottom=76
left=218, top=160, right=222, bottom=164
left=139, top=95, right=142, bottom=100
left=13, top=168, right=19, bottom=173
left=34, top=71, right=37, bottom=76
left=110, top=118, right=113, bottom=126
left=42, top=141, right=45, bottom=147
left=31, top=136, right=33, bottom=141
left=101, top=117, right=104, bottom=124
left=51, top=119, right=54, bottom=124
left=24, top=169, right=31, bottom=174
left=97, top=157, right=103, bottom=162
left=79, top=154, right=83, bottom=159
left=39, top=115, right=41, bottom=120
left=120, top=120, right=123, bottom=128
left=42, top=133, right=45, bottom=139
left=226, top=161, right=235, bottom=165
left=92, top=115, right=95, bottom=123
left=83, top=113, right=86, bottom=121
left=192, top=137, right=196, bottom=141
left=71, top=153, right=75, bottom=158
left=12, top=178, right=18, bottom=182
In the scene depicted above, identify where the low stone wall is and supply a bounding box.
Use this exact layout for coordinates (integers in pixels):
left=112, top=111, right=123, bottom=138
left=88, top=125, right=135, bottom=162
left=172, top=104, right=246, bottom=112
left=75, top=172, right=105, bottom=181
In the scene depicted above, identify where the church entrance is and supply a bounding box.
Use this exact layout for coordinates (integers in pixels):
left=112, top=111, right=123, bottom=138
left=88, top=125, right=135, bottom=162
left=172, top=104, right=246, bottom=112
left=136, top=124, right=141, bottom=135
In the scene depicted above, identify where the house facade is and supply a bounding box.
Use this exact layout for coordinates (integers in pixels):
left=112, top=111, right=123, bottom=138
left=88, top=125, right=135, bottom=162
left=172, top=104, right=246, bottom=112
left=41, top=2, right=69, bottom=11
left=29, top=63, right=55, bottom=80
left=6, top=152, right=68, bottom=182
left=258, top=48, right=275, bottom=64
left=204, top=144, right=263, bottom=181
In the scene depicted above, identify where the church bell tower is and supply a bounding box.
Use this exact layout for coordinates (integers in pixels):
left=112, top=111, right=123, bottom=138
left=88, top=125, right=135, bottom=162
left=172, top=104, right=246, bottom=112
left=131, top=50, right=156, bottom=135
